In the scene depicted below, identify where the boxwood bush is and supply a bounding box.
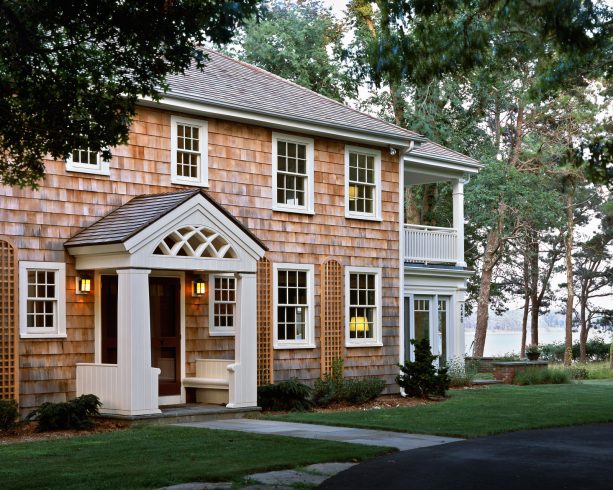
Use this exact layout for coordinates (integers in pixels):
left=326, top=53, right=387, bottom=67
left=312, top=359, right=385, bottom=406
left=257, top=378, right=313, bottom=411
left=27, top=394, right=101, bottom=431
left=0, top=399, right=19, bottom=431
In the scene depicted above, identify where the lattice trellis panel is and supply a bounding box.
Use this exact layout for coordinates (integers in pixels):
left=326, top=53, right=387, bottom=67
left=320, top=258, right=344, bottom=377
left=0, top=239, right=18, bottom=401
left=256, top=257, right=273, bottom=386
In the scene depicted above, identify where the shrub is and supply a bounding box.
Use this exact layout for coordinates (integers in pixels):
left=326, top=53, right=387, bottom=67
left=0, top=399, right=19, bottom=431
left=540, top=338, right=611, bottom=363
left=397, top=339, right=450, bottom=398
left=494, top=353, right=522, bottom=361
left=513, top=368, right=570, bottom=385
left=257, top=378, right=313, bottom=411
left=448, top=356, right=476, bottom=387
left=312, top=359, right=385, bottom=406
left=566, top=366, right=589, bottom=380
left=27, top=394, right=101, bottom=431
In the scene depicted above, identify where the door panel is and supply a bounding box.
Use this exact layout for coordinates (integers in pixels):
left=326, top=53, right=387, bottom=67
left=149, top=277, right=181, bottom=396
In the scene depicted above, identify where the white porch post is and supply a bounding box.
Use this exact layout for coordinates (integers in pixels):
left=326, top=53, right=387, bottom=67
left=116, top=268, right=161, bottom=415
left=452, top=179, right=467, bottom=267
left=452, top=292, right=467, bottom=359
left=226, top=272, right=258, bottom=408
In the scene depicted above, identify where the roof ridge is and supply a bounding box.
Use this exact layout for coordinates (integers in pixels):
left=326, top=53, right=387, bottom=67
left=202, top=48, right=422, bottom=140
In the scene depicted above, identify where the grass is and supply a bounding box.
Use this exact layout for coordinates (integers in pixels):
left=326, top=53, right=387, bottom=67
left=584, top=362, right=613, bottom=379
left=513, top=367, right=570, bottom=385
left=0, top=426, right=390, bottom=489
left=265, top=380, right=613, bottom=438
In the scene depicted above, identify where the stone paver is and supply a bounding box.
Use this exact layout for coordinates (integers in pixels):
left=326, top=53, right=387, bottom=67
left=248, top=469, right=327, bottom=486
left=302, top=462, right=356, bottom=476
left=176, top=419, right=462, bottom=451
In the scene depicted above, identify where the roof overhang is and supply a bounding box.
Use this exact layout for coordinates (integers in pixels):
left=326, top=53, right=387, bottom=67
left=139, top=95, right=422, bottom=149
left=404, top=153, right=482, bottom=185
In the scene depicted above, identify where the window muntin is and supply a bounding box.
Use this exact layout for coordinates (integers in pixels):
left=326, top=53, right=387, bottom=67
left=345, top=146, right=381, bottom=220
left=171, top=116, right=208, bottom=186
left=272, top=133, right=314, bottom=214
left=66, top=148, right=110, bottom=175
left=345, top=267, right=382, bottom=347
left=273, top=264, right=314, bottom=348
left=209, top=275, right=236, bottom=336
left=19, top=262, right=66, bottom=338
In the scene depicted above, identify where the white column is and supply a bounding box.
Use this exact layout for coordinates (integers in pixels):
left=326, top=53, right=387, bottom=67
left=116, top=268, right=161, bottom=415
left=452, top=179, right=467, bottom=267
left=452, top=291, right=467, bottom=359
left=226, top=272, right=258, bottom=409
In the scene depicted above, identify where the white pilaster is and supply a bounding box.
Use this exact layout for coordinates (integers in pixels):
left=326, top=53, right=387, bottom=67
left=116, top=268, right=161, bottom=415
left=226, top=272, right=258, bottom=408
left=452, top=179, right=467, bottom=267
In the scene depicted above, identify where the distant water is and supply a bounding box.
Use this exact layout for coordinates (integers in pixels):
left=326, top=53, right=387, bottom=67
left=464, top=329, right=613, bottom=357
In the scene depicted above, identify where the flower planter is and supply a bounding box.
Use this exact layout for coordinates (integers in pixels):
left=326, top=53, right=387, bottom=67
left=526, top=352, right=541, bottom=361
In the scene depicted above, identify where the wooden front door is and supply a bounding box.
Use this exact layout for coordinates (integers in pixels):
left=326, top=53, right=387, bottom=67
left=149, top=277, right=181, bottom=397
left=101, top=275, right=118, bottom=364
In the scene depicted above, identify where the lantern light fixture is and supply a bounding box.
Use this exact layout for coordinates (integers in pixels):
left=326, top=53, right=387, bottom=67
left=192, top=276, right=206, bottom=297
left=76, top=275, right=92, bottom=295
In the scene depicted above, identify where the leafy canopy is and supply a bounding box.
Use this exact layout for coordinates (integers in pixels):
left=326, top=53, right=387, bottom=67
left=0, top=0, right=261, bottom=188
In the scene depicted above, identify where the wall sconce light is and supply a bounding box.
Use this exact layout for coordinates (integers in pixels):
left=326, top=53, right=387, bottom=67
left=192, top=276, right=206, bottom=297
left=76, top=275, right=92, bottom=295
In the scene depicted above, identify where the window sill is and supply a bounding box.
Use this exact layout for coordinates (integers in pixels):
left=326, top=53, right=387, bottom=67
left=273, top=342, right=316, bottom=350
left=208, top=330, right=236, bottom=337
left=20, top=333, right=68, bottom=340
left=345, top=212, right=382, bottom=222
left=66, top=166, right=111, bottom=177
left=272, top=206, right=315, bottom=216
left=171, top=178, right=209, bottom=188
left=345, top=341, right=383, bottom=348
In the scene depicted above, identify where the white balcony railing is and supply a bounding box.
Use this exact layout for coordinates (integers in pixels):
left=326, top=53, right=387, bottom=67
left=404, top=224, right=458, bottom=264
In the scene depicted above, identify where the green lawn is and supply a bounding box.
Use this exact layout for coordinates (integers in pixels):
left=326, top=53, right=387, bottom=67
left=266, top=380, right=613, bottom=438
left=0, top=426, right=390, bottom=489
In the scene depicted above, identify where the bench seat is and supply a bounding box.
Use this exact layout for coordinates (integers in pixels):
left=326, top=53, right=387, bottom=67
left=183, top=359, right=234, bottom=405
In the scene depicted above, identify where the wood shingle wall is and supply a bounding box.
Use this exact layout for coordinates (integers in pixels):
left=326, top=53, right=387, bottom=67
left=0, top=106, right=401, bottom=410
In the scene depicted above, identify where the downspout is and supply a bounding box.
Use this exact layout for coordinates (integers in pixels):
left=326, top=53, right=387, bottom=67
left=398, top=141, right=415, bottom=380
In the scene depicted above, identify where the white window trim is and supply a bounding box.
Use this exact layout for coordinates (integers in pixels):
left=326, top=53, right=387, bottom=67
left=345, top=266, right=383, bottom=348
left=171, top=115, right=209, bottom=187
left=65, top=150, right=110, bottom=176
left=273, top=263, right=315, bottom=349
left=19, top=261, right=67, bottom=339
left=344, top=145, right=382, bottom=221
left=208, top=273, right=236, bottom=337
left=272, top=132, right=315, bottom=215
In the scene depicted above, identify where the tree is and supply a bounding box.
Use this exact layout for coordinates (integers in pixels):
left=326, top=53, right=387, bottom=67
left=230, top=0, right=356, bottom=102
left=0, top=0, right=261, bottom=188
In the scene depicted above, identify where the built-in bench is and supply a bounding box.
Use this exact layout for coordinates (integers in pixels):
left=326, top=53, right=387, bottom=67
left=183, top=359, right=234, bottom=405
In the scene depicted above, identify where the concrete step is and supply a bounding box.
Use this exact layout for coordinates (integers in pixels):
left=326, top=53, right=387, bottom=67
left=97, top=404, right=261, bottom=426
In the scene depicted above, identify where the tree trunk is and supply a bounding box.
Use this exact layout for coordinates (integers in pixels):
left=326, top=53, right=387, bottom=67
left=563, top=183, right=575, bottom=367
left=529, top=232, right=539, bottom=345
left=405, top=187, right=420, bottom=224
left=420, top=184, right=437, bottom=224
left=520, top=247, right=530, bottom=357
left=472, top=228, right=501, bottom=357
left=389, top=82, right=404, bottom=126
left=579, top=299, right=588, bottom=363
left=510, top=99, right=524, bottom=167
left=494, top=95, right=501, bottom=151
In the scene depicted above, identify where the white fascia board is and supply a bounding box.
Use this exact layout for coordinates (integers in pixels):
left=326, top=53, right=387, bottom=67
left=66, top=243, right=127, bottom=256
left=404, top=267, right=474, bottom=279
left=139, top=96, right=420, bottom=149
left=404, top=154, right=482, bottom=175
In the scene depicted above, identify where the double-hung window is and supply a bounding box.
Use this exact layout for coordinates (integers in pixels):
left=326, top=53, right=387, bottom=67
left=272, top=133, right=314, bottom=214
left=345, top=267, right=382, bottom=347
left=171, top=115, right=208, bottom=186
left=209, top=275, right=236, bottom=336
left=345, top=146, right=381, bottom=220
left=66, top=148, right=110, bottom=176
left=19, top=262, right=66, bottom=338
left=273, top=264, right=315, bottom=348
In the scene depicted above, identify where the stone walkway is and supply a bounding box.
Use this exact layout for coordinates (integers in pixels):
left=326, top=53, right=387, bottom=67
left=176, top=419, right=461, bottom=451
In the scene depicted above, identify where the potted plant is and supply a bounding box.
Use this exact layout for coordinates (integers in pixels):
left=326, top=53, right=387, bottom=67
left=526, top=344, right=541, bottom=361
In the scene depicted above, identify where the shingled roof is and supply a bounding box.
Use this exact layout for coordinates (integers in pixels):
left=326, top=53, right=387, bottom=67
left=64, top=189, right=267, bottom=250
left=164, top=49, right=422, bottom=143
left=410, top=140, right=481, bottom=168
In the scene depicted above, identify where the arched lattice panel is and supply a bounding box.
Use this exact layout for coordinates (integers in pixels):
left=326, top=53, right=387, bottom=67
left=153, top=225, right=237, bottom=259
left=0, top=239, right=18, bottom=401
left=320, top=258, right=344, bottom=377
left=257, top=257, right=273, bottom=386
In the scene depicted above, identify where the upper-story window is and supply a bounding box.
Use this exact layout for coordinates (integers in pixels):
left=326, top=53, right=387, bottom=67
left=345, top=146, right=381, bottom=221
left=171, top=115, right=208, bottom=187
left=19, top=261, right=66, bottom=339
left=66, top=148, right=110, bottom=176
left=272, top=132, right=314, bottom=214
left=209, top=274, right=236, bottom=336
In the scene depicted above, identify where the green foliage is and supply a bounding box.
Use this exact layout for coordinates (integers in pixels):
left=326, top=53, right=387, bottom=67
left=312, top=358, right=385, bottom=406
left=540, top=338, right=611, bottom=363
left=396, top=339, right=450, bottom=398
left=27, top=394, right=101, bottom=431
left=233, top=0, right=356, bottom=102
left=513, top=368, right=571, bottom=386
left=526, top=344, right=541, bottom=354
left=565, top=366, right=589, bottom=381
left=257, top=378, right=313, bottom=411
left=447, top=356, right=477, bottom=388
left=0, top=399, right=19, bottom=431
left=493, top=353, right=522, bottom=362
left=0, top=0, right=261, bottom=187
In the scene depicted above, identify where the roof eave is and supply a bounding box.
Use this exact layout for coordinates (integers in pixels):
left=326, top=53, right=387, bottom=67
left=405, top=152, right=483, bottom=174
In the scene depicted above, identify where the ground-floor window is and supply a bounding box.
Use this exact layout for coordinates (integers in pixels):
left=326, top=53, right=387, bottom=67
left=345, top=267, right=383, bottom=347
left=19, top=261, right=66, bottom=338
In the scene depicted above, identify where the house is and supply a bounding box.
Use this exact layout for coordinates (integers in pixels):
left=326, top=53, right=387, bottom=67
left=0, top=50, right=480, bottom=416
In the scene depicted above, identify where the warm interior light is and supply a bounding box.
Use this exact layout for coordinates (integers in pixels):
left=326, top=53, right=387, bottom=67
left=349, top=316, right=369, bottom=333
left=76, top=276, right=92, bottom=295
left=348, top=185, right=358, bottom=201
left=192, top=278, right=206, bottom=297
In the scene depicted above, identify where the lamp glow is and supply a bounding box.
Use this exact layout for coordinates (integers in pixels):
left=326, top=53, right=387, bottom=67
left=348, top=185, right=358, bottom=201
left=76, top=275, right=92, bottom=295
left=192, top=278, right=206, bottom=297
left=349, top=316, right=369, bottom=333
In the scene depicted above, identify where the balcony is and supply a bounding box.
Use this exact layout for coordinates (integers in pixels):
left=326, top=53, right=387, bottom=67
left=404, top=224, right=460, bottom=265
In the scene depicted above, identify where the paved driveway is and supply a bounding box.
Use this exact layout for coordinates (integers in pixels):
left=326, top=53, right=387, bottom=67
left=320, top=423, right=613, bottom=490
